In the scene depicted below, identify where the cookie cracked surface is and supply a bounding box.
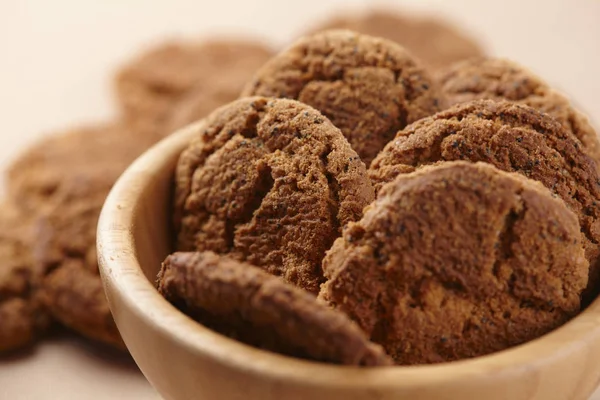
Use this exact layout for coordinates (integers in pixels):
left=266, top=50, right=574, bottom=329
left=370, top=100, right=600, bottom=300
left=175, top=97, right=374, bottom=293
left=242, top=30, right=443, bottom=165
left=437, top=58, right=600, bottom=164
left=322, top=162, right=588, bottom=364
left=158, top=251, right=393, bottom=366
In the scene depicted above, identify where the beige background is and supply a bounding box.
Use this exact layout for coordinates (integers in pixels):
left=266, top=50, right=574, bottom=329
left=1, top=0, right=599, bottom=398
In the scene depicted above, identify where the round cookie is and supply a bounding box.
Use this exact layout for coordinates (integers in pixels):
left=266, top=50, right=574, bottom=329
left=7, top=123, right=158, bottom=212
left=369, top=100, right=600, bottom=302
left=321, top=162, right=588, bottom=364
left=115, top=39, right=273, bottom=129
left=7, top=124, right=154, bottom=348
left=158, top=251, right=393, bottom=366
left=175, top=97, right=374, bottom=293
left=241, top=30, right=444, bottom=165
left=306, top=10, right=485, bottom=69
left=437, top=58, right=600, bottom=164
left=36, top=175, right=124, bottom=349
left=0, top=203, right=50, bottom=353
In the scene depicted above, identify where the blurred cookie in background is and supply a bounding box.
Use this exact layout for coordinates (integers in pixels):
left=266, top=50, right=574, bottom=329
left=305, top=9, right=485, bottom=69
left=0, top=204, right=51, bottom=354
left=6, top=122, right=159, bottom=213
left=5, top=123, right=157, bottom=349
left=115, top=39, right=273, bottom=133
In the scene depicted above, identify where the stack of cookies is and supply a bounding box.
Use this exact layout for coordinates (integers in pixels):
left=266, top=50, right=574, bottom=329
left=4, top=8, right=596, bottom=368
left=158, top=30, right=598, bottom=366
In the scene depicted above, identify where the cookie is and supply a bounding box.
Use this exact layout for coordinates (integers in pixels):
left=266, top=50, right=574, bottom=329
left=166, top=76, right=249, bottom=134
left=369, top=100, right=600, bottom=302
left=0, top=204, right=50, bottom=353
left=158, top=251, right=393, bottom=366
left=7, top=124, right=155, bottom=348
left=321, top=162, right=588, bottom=364
left=115, top=39, right=273, bottom=129
left=437, top=58, right=600, bottom=164
left=306, top=10, right=485, bottom=69
left=7, top=123, right=158, bottom=212
left=241, top=30, right=443, bottom=165
left=35, top=174, right=125, bottom=349
left=175, top=97, right=374, bottom=293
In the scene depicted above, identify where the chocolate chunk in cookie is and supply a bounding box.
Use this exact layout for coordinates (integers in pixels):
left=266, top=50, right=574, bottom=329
left=306, top=10, right=485, bottom=69
left=0, top=204, right=50, bottom=353
left=437, top=58, right=600, bottom=164
left=158, top=251, right=393, bottom=366
left=242, top=30, right=443, bottom=165
left=321, top=162, right=588, bottom=364
left=115, top=39, right=273, bottom=130
left=175, top=97, right=374, bottom=293
left=369, top=100, right=600, bottom=302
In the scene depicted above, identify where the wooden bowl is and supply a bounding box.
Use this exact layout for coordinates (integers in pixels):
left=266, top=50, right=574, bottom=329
left=97, top=122, right=600, bottom=400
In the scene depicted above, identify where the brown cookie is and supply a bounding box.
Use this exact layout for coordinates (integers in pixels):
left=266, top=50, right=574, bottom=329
left=369, top=100, right=600, bottom=302
left=437, top=58, right=600, bottom=164
left=158, top=251, right=393, bottom=366
left=7, top=123, right=158, bottom=212
left=175, top=97, right=374, bottom=293
left=7, top=124, right=155, bottom=348
left=306, top=10, right=485, bottom=69
left=321, top=161, right=588, bottom=364
left=0, top=204, right=50, bottom=353
left=115, top=39, right=273, bottom=129
left=241, top=30, right=443, bottom=165
left=35, top=174, right=124, bottom=349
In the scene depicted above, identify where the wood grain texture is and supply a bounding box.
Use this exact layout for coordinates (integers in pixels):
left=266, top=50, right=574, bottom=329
left=97, top=121, right=600, bottom=400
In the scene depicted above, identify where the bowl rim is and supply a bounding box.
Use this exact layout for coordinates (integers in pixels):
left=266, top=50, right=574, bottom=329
left=97, top=121, right=600, bottom=390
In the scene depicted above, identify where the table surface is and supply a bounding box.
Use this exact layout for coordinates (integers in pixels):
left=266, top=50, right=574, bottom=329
left=1, top=0, right=599, bottom=399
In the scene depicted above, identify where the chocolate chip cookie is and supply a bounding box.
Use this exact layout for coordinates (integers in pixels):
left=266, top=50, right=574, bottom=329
left=242, top=30, right=443, bottom=165
left=115, top=39, right=273, bottom=130
left=0, top=203, right=50, bottom=353
left=307, top=10, right=485, bottom=69
left=437, top=58, right=600, bottom=164
left=175, top=97, right=374, bottom=293
left=369, top=100, right=600, bottom=302
left=158, top=251, right=393, bottom=366
left=321, top=161, right=588, bottom=364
